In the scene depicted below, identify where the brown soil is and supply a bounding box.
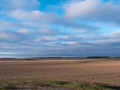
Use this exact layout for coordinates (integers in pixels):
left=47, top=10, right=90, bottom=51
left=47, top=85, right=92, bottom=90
left=0, top=58, right=120, bottom=87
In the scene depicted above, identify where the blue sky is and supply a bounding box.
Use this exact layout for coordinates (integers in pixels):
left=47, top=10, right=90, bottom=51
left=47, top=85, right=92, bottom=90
left=0, top=0, right=120, bottom=58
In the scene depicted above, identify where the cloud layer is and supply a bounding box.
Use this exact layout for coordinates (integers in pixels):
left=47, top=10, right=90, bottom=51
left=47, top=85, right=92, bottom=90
left=0, top=0, right=120, bottom=58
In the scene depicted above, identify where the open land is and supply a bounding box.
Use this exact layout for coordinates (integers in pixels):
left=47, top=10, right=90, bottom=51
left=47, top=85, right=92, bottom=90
left=0, top=58, right=120, bottom=90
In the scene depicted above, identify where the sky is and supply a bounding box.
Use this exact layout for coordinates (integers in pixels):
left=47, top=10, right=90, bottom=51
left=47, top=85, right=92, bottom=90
left=0, top=0, right=120, bottom=58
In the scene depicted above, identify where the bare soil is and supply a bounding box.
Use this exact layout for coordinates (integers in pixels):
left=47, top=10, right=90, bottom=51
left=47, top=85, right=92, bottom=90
left=0, top=58, right=120, bottom=88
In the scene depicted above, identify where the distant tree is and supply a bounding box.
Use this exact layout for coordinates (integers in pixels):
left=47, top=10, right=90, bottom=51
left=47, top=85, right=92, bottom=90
left=87, top=56, right=110, bottom=59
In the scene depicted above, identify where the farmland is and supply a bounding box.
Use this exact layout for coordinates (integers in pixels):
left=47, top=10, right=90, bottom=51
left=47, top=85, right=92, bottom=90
left=0, top=58, right=120, bottom=90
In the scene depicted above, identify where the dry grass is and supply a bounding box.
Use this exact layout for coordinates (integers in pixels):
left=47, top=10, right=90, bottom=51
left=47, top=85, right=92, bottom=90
left=0, top=58, right=120, bottom=89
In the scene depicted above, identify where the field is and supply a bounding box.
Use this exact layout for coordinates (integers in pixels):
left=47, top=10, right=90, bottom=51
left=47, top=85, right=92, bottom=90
left=0, top=58, right=120, bottom=90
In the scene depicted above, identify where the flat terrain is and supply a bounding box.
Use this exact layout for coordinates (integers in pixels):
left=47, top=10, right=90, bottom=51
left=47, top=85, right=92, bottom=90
left=0, top=58, right=120, bottom=89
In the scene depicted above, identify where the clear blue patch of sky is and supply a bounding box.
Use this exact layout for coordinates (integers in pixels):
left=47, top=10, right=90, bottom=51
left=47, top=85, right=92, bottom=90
left=103, top=0, right=120, bottom=4
left=0, top=14, right=21, bottom=23
left=100, top=23, right=120, bottom=35
left=50, top=24, right=70, bottom=34
left=38, top=0, right=69, bottom=15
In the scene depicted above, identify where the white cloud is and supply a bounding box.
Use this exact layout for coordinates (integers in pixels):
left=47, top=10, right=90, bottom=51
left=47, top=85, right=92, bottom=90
left=63, top=0, right=120, bottom=23
left=18, top=28, right=30, bottom=34
left=89, top=30, right=120, bottom=45
left=109, top=30, right=120, bottom=38
left=42, top=36, right=55, bottom=41
left=59, top=35, right=70, bottom=39
left=66, top=41, right=78, bottom=45
left=64, top=0, right=100, bottom=18
left=10, top=10, right=47, bottom=21
left=0, top=33, right=9, bottom=39
left=0, top=31, right=17, bottom=39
